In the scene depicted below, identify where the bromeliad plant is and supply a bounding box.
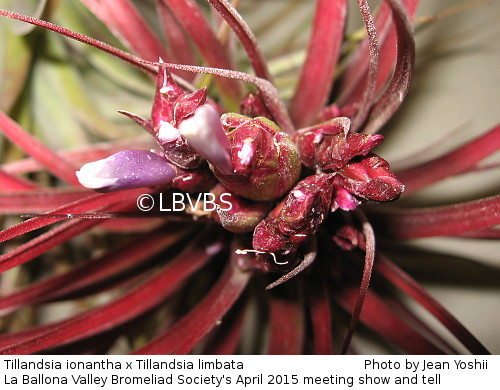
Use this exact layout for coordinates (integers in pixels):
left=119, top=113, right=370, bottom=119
left=0, top=0, right=499, bottom=354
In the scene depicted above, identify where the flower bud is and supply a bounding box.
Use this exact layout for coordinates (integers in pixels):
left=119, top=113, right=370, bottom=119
left=277, top=174, right=335, bottom=240
left=153, top=83, right=208, bottom=169
left=119, top=63, right=204, bottom=169
left=335, top=155, right=404, bottom=202
left=76, top=149, right=176, bottom=192
left=151, top=62, right=184, bottom=129
left=252, top=174, right=335, bottom=260
left=332, top=225, right=364, bottom=251
left=295, top=117, right=383, bottom=171
left=331, top=186, right=360, bottom=211
left=156, top=126, right=203, bottom=170
left=252, top=218, right=294, bottom=259
left=171, top=88, right=208, bottom=125
left=214, top=115, right=301, bottom=201
left=178, top=104, right=233, bottom=174
left=240, top=93, right=273, bottom=119
left=210, top=184, right=273, bottom=233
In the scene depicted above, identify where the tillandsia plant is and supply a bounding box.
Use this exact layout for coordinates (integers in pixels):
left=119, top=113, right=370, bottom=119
left=0, top=0, right=499, bottom=354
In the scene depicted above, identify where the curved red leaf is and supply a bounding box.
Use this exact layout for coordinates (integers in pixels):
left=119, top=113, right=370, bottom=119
left=363, top=0, right=415, bottom=134
left=0, top=230, right=219, bottom=354
left=208, top=0, right=272, bottom=81
left=290, top=0, right=347, bottom=128
left=133, top=248, right=250, bottom=354
left=81, top=0, right=170, bottom=61
left=396, top=124, right=500, bottom=194
left=375, top=254, right=490, bottom=354
left=368, top=195, right=500, bottom=239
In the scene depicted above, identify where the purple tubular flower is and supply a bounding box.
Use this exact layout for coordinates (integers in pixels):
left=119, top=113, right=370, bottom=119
left=76, top=149, right=176, bottom=192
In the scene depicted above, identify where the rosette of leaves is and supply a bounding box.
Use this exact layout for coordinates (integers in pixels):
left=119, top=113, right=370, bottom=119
left=0, top=0, right=499, bottom=354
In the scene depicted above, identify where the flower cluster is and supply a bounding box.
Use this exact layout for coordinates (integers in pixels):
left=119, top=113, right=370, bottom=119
left=0, top=0, right=498, bottom=355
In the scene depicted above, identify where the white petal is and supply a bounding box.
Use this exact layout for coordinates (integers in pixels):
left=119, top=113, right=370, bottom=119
left=178, top=105, right=232, bottom=174
left=157, top=121, right=180, bottom=142
left=76, top=159, right=119, bottom=190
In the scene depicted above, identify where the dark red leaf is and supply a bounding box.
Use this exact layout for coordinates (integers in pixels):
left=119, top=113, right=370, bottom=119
left=290, top=0, right=347, bottom=128
left=363, top=0, right=416, bottom=134
left=396, top=124, right=500, bottom=194
left=0, top=225, right=190, bottom=316
left=338, top=287, right=445, bottom=354
left=81, top=0, right=170, bottom=61
left=368, top=195, right=500, bottom=239
left=375, top=254, right=490, bottom=354
left=307, top=275, right=334, bottom=354
left=202, top=297, right=248, bottom=354
left=0, top=229, right=219, bottom=354
left=208, top=0, right=272, bottom=81
left=0, top=189, right=144, bottom=244
left=340, top=211, right=375, bottom=354
left=267, top=289, right=305, bottom=354
left=133, top=246, right=251, bottom=354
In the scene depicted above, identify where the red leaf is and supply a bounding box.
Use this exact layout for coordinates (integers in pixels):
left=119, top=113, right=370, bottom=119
left=208, top=0, right=272, bottom=81
left=133, top=246, right=251, bottom=354
left=396, top=124, right=500, bottom=194
left=0, top=112, right=79, bottom=186
left=338, top=287, right=445, bottom=354
left=0, top=230, right=219, bottom=354
left=81, top=0, right=170, bottom=61
left=290, top=0, right=347, bottom=128
left=368, top=195, right=500, bottom=239
left=375, top=254, right=490, bottom=354
left=161, top=0, right=242, bottom=102
left=338, top=0, right=418, bottom=109
left=340, top=211, right=375, bottom=354
left=307, top=275, right=334, bottom=354
left=457, top=228, right=500, bottom=239
left=268, top=285, right=305, bottom=354
left=0, top=225, right=190, bottom=316
left=0, top=189, right=144, bottom=244
left=363, top=0, right=416, bottom=134
left=0, top=170, right=38, bottom=191
left=202, top=297, right=248, bottom=354
left=0, top=188, right=89, bottom=213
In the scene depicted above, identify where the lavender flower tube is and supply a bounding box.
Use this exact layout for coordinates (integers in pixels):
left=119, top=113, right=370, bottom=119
left=76, top=149, right=176, bottom=192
